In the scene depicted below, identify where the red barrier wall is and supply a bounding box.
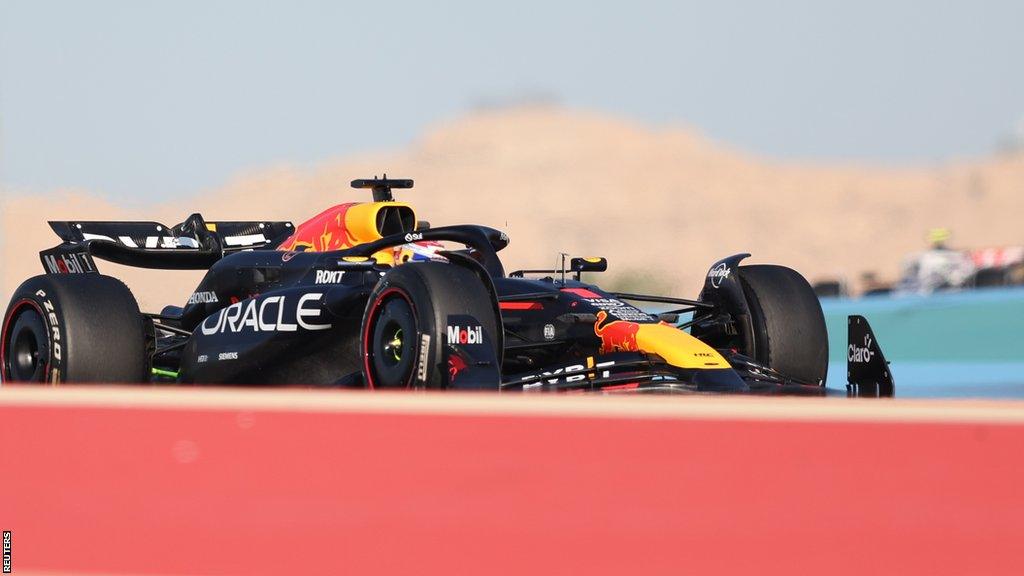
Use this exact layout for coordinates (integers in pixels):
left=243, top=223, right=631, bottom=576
left=1, top=388, right=1023, bottom=575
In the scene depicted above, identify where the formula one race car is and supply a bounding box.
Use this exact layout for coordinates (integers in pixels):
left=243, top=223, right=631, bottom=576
left=1, top=178, right=894, bottom=395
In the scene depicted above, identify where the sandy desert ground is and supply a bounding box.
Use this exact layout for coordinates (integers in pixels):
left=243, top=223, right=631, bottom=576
left=2, top=106, right=1022, bottom=311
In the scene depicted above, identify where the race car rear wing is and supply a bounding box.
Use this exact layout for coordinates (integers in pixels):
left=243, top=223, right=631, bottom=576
left=41, top=214, right=294, bottom=272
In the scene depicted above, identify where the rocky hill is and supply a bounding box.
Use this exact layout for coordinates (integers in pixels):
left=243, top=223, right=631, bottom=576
left=3, top=107, right=1022, bottom=310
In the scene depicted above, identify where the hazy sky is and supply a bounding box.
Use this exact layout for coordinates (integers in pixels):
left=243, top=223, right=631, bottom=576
left=1, top=0, right=1022, bottom=202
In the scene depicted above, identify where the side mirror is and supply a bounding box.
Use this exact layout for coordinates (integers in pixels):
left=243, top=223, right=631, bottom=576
left=570, top=257, right=607, bottom=273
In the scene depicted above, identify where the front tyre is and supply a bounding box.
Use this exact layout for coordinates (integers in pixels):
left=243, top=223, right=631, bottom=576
left=1, top=274, right=148, bottom=384
left=738, top=265, right=829, bottom=386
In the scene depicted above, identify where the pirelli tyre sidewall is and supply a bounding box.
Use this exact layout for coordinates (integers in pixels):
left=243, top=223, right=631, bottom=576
left=1, top=274, right=148, bottom=384
left=360, top=262, right=500, bottom=389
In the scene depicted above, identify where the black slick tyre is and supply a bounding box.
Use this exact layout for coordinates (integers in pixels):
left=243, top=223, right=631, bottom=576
left=1, top=274, right=148, bottom=384
left=738, top=265, right=828, bottom=386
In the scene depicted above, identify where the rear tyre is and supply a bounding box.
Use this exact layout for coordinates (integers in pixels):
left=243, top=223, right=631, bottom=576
left=1, top=274, right=148, bottom=384
left=360, top=262, right=500, bottom=388
left=738, top=265, right=828, bottom=386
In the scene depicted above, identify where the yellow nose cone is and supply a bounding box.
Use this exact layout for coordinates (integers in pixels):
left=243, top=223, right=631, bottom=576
left=634, top=323, right=730, bottom=369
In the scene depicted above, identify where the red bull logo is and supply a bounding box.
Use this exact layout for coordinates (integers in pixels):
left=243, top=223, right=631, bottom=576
left=594, top=311, right=730, bottom=369
left=594, top=310, right=640, bottom=353
left=448, top=353, right=468, bottom=382
left=279, top=203, right=359, bottom=252
left=278, top=201, right=422, bottom=267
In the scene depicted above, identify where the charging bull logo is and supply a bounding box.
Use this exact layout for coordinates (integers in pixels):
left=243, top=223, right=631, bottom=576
left=278, top=203, right=359, bottom=252
left=594, top=310, right=640, bottom=353
left=448, top=354, right=468, bottom=382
